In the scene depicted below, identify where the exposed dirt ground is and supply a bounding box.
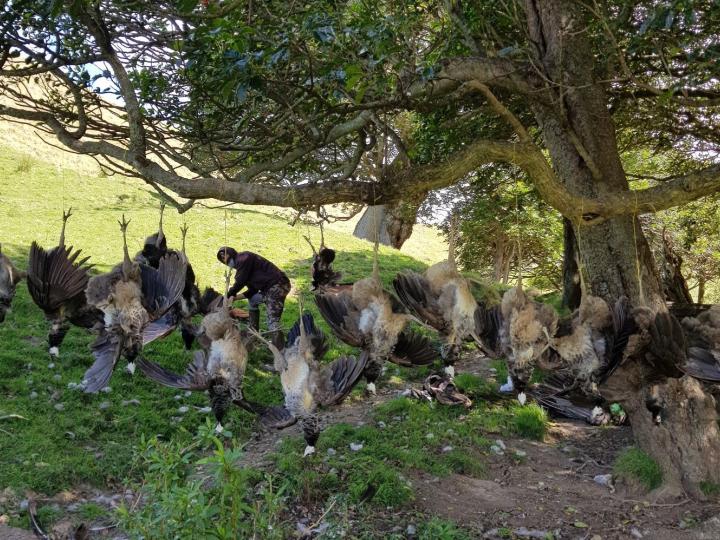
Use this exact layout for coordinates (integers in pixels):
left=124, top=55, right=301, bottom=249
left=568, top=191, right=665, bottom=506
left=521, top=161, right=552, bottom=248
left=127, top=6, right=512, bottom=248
left=5, top=353, right=720, bottom=539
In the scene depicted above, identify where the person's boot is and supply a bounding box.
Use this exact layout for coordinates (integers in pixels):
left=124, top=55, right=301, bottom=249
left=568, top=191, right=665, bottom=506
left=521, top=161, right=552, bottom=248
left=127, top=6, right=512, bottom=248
left=248, top=307, right=260, bottom=332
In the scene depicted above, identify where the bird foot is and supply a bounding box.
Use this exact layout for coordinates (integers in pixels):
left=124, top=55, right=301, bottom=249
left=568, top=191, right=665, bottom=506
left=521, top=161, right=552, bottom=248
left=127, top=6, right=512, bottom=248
left=48, top=347, right=59, bottom=358
left=303, top=445, right=316, bottom=457
left=517, top=392, right=527, bottom=406
left=126, top=362, right=136, bottom=375
left=365, top=382, right=377, bottom=396
left=499, top=375, right=514, bottom=393
left=215, top=422, right=224, bottom=434
left=443, top=365, right=455, bottom=379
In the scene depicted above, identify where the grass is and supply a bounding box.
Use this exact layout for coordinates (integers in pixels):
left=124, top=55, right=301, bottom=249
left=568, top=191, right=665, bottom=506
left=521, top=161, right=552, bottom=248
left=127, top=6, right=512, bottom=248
left=614, top=448, right=663, bottom=491
left=0, top=142, right=547, bottom=535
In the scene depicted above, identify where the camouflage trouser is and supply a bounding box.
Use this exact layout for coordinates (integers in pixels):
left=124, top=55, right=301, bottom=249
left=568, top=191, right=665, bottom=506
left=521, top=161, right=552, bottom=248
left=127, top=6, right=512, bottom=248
left=249, top=281, right=290, bottom=332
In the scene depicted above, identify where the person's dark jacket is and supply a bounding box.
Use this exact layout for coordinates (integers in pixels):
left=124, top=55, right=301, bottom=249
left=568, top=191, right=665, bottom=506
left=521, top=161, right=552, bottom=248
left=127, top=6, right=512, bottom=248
left=225, top=251, right=289, bottom=298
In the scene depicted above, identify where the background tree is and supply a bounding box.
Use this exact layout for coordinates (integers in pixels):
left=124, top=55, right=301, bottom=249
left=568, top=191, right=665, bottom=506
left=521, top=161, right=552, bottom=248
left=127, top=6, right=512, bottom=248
left=4, top=0, right=720, bottom=495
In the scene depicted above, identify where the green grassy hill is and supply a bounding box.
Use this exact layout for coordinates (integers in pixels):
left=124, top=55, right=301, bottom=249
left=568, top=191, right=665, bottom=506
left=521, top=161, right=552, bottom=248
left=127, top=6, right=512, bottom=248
left=0, top=139, right=541, bottom=538
left=0, top=141, right=448, bottom=488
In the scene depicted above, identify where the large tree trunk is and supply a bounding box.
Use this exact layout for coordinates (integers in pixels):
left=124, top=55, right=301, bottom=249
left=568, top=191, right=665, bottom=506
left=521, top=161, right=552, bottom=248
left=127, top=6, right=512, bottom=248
left=604, top=364, right=720, bottom=498
left=353, top=192, right=426, bottom=249
left=527, top=0, right=720, bottom=497
left=660, top=230, right=693, bottom=303
left=561, top=218, right=581, bottom=310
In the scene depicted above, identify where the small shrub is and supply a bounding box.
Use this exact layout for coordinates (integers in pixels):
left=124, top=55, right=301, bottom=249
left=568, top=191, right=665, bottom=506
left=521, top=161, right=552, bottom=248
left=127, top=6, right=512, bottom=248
left=118, top=421, right=288, bottom=539
left=701, top=481, right=720, bottom=498
left=14, top=155, right=33, bottom=173
left=454, top=373, right=485, bottom=394
left=614, top=448, right=663, bottom=491
left=418, top=517, right=473, bottom=540
left=511, top=403, right=548, bottom=440
left=348, top=462, right=413, bottom=506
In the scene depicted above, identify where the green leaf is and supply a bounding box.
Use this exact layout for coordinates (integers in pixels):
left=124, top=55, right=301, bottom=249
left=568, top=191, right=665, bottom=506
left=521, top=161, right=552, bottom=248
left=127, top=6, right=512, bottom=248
left=178, top=0, right=199, bottom=13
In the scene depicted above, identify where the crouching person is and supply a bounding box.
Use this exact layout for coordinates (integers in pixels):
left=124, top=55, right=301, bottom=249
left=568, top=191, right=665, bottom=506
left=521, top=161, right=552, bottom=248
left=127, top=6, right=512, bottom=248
left=217, top=247, right=291, bottom=349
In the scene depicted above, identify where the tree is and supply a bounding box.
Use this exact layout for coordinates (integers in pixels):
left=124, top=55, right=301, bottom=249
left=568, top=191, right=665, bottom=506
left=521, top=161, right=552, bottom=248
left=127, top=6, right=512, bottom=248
left=3, top=0, right=720, bottom=496
left=451, top=168, right=563, bottom=289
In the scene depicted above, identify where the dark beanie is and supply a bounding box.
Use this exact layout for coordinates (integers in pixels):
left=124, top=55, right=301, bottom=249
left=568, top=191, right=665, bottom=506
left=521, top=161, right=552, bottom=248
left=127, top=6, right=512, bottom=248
left=217, top=246, right=238, bottom=263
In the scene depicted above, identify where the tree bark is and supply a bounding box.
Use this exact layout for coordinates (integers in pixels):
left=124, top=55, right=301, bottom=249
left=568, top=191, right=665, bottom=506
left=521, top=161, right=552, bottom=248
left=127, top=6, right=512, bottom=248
left=561, top=218, right=581, bottom=310
left=698, top=277, right=706, bottom=304
left=604, top=363, right=720, bottom=499
left=526, top=0, right=718, bottom=496
left=660, top=231, right=693, bottom=303
left=353, top=192, right=426, bottom=249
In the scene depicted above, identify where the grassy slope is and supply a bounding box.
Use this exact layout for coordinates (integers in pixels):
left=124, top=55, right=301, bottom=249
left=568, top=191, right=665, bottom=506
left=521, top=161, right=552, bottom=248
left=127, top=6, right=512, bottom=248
left=0, top=137, right=543, bottom=537
left=0, top=143, right=446, bottom=493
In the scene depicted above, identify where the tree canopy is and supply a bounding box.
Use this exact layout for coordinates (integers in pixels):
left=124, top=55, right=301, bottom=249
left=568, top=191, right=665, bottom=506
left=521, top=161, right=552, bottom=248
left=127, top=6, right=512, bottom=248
left=2, top=0, right=720, bottom=222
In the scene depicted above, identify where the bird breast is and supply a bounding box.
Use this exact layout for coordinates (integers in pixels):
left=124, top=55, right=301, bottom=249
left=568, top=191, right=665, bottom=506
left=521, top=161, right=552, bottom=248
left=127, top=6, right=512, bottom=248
left=439, top=280, right=476, bottom=339
left=208, top=338, right=247, bottom=384
left=281, top=358, right=314, bottom=414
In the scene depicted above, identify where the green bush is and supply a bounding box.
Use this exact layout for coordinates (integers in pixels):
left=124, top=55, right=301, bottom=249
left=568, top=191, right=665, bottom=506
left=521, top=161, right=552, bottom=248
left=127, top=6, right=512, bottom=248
left=511, top=404, right=548, bottom=440
left=117, top=421, right=288, bottom=539
left=614, top=448, right=663, bottom=491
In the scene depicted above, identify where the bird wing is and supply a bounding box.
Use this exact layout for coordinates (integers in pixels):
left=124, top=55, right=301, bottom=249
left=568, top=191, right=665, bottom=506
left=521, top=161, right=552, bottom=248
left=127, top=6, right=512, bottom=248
left=140, top=253, right=187, bottom=321
left=27, top=242, right=92, bottom=313
left=474, top=302, right=503, bottom=357
left=392, top=272, right=446, bottom=331
left=199, top=286, right=222, bottom=315
left=528, top=386, right=596, bottom=423
left=258, top=405, right=298, bottom=429
left=317, top=350, right=370, bottom=406
left=142, top=310, right=179, bottom=346
left=681, top=347, right=720, bottom=382
left=135, top=350, right=211, bottom=390
left=647, top=312, right=686, bottom=379
left=315, top=291, right=364, bottom=347
left=598, top=296, right=637, bottom=384
left=82, top=331, right=123, bottom=393
left=390, top=330, right=438, bottom=366
left=286, top=313, right=329, bottom=358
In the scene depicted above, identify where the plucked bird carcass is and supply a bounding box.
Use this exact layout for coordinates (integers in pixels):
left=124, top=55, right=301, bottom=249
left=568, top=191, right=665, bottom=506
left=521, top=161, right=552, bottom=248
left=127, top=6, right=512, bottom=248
left=0, top=245, right=25, bottom=323
left=544, top=296, right=637, bottom=397
left=316, top=252, right=438, bottom=395
left=81, top=215, right=187, bottom=392
left=393, top=229, right=502, bottom=379
left=26, top=209, right=103, bottom=357
left=136, top=294, right=254, bottom=433
left=496, top=286, right=558, bottom=404
left=255, top=313, right=369, bottom=457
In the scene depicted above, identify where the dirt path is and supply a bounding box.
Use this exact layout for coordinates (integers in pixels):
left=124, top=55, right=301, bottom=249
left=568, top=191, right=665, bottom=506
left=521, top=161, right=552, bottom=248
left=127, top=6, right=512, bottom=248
left=238, top=353, right=720, bottom=539
left=7, top=352, right=720, bottom=539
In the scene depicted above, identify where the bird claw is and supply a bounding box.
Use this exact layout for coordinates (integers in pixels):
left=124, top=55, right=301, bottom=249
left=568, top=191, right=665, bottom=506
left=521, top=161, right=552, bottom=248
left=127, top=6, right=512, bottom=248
left=303, top=445, right=316, bottom=457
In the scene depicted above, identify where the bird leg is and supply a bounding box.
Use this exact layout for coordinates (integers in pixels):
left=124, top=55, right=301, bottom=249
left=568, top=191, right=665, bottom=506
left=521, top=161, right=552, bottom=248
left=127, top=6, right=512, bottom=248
left=155, top=202, right=166, bottom=248
left=58, top=207, right=73, bottom=247
left=180, top=222, right=189, bottom=253
left=118, top=214, right=133, bottom=279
